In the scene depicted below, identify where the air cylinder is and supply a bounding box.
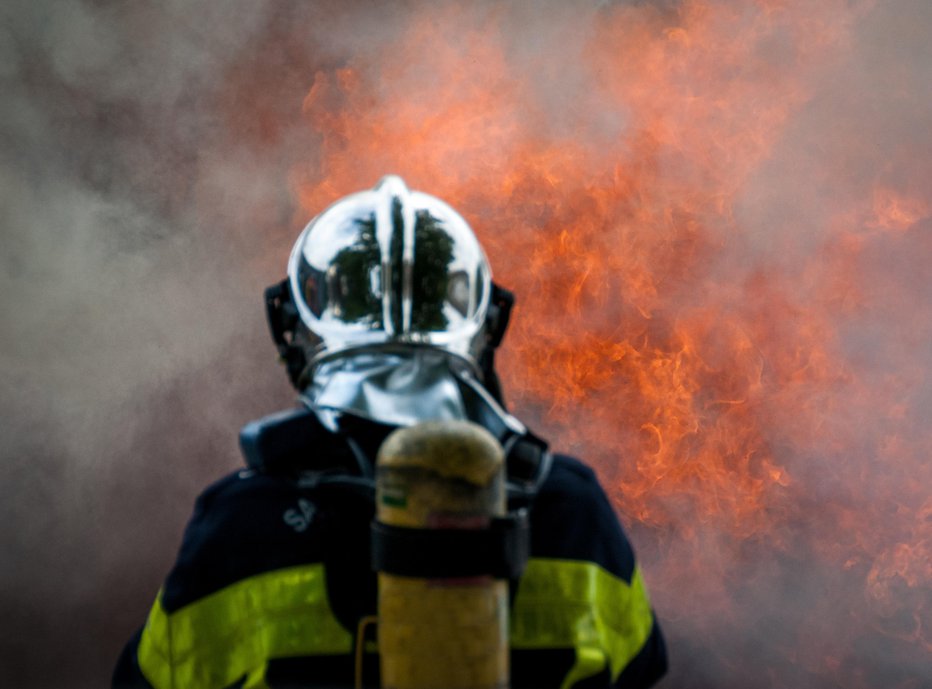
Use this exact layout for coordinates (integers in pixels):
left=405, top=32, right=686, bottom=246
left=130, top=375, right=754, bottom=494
left=374, top=420, right=508, bottom=689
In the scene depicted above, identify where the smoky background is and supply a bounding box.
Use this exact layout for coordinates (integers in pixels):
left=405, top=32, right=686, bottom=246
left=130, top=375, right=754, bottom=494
left=1, top=1, right=930, bottom=688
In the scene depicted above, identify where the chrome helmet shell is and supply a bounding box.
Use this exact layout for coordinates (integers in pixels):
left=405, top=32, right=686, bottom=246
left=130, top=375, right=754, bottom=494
left=287, top=176, right=492, bottom=372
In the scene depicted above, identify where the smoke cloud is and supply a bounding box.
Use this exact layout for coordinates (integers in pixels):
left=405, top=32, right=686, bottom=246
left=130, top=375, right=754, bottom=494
left=1, top=1, right=929, bottom=688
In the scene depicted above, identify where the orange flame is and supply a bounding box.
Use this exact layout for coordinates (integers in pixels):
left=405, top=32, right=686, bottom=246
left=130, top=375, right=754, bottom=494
left=286, top=0, right=931, bottom=685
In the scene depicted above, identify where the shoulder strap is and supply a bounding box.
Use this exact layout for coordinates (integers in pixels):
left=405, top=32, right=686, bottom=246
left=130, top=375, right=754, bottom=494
left=240, top=406, right=552, bottom=503
left=503, top=428, right=552, bottom=507
left=239, top=407, right=357, bottom=474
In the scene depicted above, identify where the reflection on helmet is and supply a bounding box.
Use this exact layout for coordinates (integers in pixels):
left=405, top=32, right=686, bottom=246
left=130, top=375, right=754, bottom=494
left=288, top=176, right=492, bottom=369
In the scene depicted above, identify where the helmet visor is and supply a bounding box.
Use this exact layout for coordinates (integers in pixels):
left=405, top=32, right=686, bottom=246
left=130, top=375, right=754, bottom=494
left=289, top=184, right=491, bottom=365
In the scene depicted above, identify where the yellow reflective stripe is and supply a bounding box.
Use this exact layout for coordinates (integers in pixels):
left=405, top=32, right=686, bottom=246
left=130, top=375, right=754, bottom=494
left=137, top=558, right=653, bottom=689
left=138, top=564, right=352, bottom=689
left=510, top=559, right=654, bottom=687
left=241, top=662, right=271, bottom=689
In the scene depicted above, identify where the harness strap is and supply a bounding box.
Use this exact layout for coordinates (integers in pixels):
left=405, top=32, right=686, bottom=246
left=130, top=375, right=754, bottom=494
left=371, top=510, right=530, bottom=580
left=239, top=408, right=552, bottom=500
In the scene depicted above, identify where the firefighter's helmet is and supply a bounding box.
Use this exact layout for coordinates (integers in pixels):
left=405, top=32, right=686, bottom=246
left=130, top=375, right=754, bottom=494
left=265, top=176, right=513, bottom=393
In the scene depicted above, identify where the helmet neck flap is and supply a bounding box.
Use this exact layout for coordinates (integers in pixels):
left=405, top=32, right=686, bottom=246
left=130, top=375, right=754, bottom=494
left=303, top=347, right=525, bottom=435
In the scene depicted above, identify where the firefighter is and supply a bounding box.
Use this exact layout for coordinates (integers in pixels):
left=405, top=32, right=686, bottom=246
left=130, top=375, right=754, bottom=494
left=113, top=176, right=668, bottom=689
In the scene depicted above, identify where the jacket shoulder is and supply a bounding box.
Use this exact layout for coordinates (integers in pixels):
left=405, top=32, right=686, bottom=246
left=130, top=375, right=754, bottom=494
left=161, top=469, right=324, bottom=612
left=530, top=454, right=637, bottom=582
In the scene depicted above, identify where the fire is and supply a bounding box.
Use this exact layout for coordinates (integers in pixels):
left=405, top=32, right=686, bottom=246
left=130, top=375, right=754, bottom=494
left=867, top=188, right=929, bottom=233
left=287, top=1, right=930, bottom=686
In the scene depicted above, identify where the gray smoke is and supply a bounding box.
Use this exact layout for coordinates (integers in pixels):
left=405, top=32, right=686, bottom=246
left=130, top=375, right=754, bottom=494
left=1, top=1, right=930, bottom=688
left=1, top=2, right=305, bottom=686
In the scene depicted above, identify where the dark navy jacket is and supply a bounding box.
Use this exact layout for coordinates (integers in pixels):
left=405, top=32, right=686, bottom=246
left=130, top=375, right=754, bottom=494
left=113, top=412, right=666, bottom=689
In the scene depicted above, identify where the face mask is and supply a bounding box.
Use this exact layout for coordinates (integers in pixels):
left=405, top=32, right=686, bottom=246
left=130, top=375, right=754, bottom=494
left=303, top=348, right=525, bottom=437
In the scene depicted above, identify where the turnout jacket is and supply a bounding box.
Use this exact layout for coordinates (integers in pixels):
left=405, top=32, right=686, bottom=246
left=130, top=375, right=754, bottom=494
left=113, top=410, right=667, bottom=689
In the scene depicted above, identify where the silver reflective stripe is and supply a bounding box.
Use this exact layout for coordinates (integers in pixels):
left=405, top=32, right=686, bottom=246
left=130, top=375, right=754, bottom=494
left=375, top=176, right=404, bottom=336
left=375, top=175, right=417, bottom=334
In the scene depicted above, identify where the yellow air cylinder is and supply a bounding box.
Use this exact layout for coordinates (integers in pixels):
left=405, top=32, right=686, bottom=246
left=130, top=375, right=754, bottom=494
left=375, top=420, right=508, bottom=689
